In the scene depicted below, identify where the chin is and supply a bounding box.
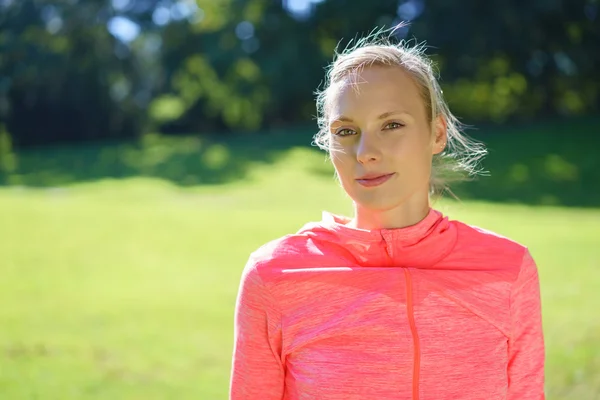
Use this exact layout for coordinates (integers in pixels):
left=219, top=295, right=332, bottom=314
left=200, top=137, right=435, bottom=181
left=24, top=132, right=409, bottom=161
left=352, top=195, right=406, bottom=213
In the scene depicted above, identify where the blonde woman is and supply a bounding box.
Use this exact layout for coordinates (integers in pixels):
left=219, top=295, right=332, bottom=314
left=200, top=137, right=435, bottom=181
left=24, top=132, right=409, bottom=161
left=230, top=30, right=545, bottom=400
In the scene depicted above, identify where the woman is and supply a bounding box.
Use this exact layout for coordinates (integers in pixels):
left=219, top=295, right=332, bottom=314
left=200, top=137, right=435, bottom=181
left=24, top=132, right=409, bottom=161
left=229, top=31, right=545, bottom=400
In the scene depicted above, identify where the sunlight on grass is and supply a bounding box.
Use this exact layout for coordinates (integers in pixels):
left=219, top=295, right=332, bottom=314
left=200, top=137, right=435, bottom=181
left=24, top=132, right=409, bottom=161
left=1, top=145, right=599, bottom=399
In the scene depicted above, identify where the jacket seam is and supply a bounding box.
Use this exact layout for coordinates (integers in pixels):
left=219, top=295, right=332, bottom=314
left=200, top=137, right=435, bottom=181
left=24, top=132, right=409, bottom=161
left=254, top=259, right=286, bottom=367
left=509, top=248, right=529, bottom=344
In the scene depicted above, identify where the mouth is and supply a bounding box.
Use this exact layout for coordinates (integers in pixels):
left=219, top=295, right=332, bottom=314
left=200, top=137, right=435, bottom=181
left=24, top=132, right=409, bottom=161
left=355, top=173, right=395, bottom=188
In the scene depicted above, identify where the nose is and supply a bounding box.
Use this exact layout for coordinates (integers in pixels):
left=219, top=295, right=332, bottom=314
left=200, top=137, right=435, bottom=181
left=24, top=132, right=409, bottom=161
left=356, top=133, right=381, bottom=164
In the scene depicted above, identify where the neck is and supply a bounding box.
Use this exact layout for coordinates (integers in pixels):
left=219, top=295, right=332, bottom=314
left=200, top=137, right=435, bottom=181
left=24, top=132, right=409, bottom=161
left=348, top=196, right=431, bottom=230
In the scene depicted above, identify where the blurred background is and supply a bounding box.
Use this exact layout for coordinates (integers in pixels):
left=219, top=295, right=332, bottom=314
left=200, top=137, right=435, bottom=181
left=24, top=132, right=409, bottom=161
left=0, top=0, right=598, bottom=399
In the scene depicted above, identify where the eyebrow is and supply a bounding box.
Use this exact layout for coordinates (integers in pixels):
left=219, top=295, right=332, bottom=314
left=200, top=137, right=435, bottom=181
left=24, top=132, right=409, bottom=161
left=332, top=111, right=409, bottom=122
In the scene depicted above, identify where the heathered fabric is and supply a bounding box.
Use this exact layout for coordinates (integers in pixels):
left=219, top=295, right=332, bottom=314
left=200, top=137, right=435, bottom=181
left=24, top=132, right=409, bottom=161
left=230, top=208, right=545, bottom=399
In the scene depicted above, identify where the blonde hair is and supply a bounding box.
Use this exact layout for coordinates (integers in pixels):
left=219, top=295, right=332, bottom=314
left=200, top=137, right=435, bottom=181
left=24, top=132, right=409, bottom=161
left=313, top=27, right=487, bottom=198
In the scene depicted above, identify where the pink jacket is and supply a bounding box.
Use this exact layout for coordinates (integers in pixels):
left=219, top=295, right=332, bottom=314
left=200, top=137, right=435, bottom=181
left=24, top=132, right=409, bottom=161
left=230, top=208, right=545, bottom=399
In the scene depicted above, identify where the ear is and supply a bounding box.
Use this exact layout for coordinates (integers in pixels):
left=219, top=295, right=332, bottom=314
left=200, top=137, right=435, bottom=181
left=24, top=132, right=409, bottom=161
left=432, top=115, right=447, bottom=155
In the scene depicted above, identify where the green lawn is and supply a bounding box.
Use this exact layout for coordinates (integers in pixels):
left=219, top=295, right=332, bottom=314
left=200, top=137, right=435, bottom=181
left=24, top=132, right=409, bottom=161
left=1, top=138, right=599, bottom=399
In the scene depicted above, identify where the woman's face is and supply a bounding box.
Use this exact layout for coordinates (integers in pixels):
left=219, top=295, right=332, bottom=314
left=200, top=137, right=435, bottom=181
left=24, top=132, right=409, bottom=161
left=327, top=65, right=446, bottom=212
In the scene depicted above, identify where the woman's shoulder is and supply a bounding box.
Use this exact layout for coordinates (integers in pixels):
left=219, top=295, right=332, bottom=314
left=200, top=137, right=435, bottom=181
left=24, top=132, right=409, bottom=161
left=248, top=232, right=312, bottom=264
left=449, top=217, right=531, bottom=262
left=244, top=222, right=338, bottom=274
left=453, top=218, right=521, bottom=242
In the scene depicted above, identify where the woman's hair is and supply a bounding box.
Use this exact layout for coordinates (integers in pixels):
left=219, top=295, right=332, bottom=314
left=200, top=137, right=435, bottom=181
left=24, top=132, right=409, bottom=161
left=313, top=26, right=487, bottom=198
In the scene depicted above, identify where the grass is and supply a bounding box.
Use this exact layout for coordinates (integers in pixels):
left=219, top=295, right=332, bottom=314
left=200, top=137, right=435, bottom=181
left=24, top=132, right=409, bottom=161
left=0, top=127, right=599, bottom=399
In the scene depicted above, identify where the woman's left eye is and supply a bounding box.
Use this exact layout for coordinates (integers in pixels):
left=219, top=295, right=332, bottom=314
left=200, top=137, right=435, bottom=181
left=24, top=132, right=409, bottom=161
left=385, top=122, right=404, bottom=130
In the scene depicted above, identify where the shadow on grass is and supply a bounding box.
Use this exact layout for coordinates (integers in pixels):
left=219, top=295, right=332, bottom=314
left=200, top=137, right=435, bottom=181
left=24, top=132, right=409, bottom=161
left=1, top=118, right=599, bottom=207
left=450, top=117, right=600, bottom=208
left=0, top=126, right=316, bottom=188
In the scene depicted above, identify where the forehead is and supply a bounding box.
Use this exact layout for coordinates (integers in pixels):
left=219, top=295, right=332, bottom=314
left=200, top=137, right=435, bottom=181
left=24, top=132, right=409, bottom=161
left=328, top=66, right=425, bottom=117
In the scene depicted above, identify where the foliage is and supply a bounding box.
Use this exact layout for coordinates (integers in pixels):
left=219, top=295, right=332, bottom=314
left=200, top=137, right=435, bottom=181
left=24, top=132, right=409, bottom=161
left=0, top=0, right=598, bottom=146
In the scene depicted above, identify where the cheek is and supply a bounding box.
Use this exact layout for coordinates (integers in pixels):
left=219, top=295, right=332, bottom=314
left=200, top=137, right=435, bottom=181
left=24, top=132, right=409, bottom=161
left=388, top=133, right=434, bottom=174
left=330, top=150, right=348, bottom=173
left=330, top=148, right=355, bottom=182
left=328, top=136, right=348, bottom=155
left=386, top=133, right=424, bottom=159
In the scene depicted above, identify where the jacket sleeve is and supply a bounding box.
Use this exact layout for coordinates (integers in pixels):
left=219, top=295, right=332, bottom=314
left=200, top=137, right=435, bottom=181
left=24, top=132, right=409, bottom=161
left=229, top=256, right=285, bottom=399
left=507, top=249, right=545, bottom=399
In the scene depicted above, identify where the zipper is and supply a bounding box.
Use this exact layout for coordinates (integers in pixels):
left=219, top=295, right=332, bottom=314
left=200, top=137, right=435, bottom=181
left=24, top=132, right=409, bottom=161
left=404, top=268, right=420, bottom=400
left=382, top=233, right=420, bottom=399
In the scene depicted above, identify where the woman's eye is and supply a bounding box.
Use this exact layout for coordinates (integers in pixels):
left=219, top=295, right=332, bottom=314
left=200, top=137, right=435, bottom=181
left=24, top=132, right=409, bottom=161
left=385, top=122, right=404, bottom=130
left=334, top=128, right=356, bottom=137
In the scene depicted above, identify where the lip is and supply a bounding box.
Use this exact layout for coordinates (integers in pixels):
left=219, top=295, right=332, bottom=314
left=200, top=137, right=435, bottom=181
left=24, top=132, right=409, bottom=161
left=355, top=172, right=395, bottom=188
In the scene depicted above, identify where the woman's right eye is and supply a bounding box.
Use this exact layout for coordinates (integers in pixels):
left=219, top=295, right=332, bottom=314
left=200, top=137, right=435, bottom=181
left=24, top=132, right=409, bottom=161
left=334, top=128, right=356, bottom=137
